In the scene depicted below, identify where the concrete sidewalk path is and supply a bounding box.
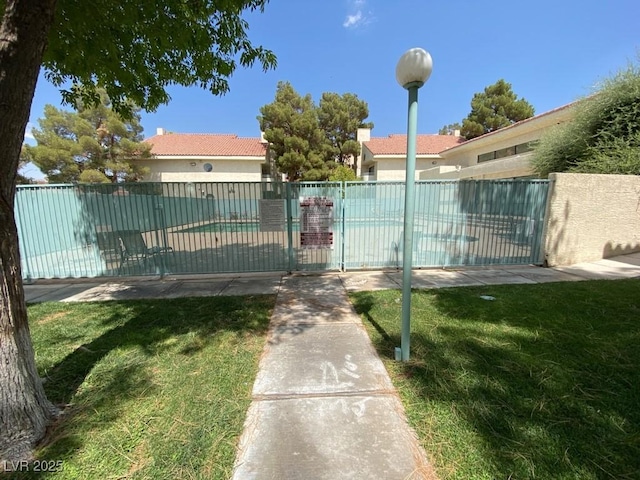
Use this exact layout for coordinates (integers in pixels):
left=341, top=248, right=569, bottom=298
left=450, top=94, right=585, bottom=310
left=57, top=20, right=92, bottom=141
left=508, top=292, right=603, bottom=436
left=23, top=253, right=640, bottom=304
left=231, top=275, right=436, bottom=480
left=23, top=274, right=283, bottom=303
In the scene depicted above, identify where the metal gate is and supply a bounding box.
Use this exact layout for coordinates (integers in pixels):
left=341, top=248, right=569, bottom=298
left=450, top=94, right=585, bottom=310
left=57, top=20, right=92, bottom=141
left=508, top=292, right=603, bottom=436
left=342, top=179, right=549, bottom=269
left=15, top=179, right=548, bottom=279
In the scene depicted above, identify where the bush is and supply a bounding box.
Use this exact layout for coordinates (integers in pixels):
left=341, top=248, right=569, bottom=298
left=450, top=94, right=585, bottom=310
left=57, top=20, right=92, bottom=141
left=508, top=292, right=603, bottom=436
left=532, top=59, right=640, bottom=177
left=328, top=164, right=358, bottom=182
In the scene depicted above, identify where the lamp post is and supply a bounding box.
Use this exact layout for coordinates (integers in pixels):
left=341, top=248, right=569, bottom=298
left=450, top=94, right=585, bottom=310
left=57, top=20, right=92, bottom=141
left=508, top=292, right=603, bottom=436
left=395, top=48, right=432, bottom=362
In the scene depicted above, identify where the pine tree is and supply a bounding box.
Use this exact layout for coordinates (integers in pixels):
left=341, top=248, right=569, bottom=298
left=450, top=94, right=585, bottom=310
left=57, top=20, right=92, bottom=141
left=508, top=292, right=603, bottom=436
left=258, top=83, right=373, bottom=180
left=258, top=82, right=328, bottom=181
left=460, top=79, right=534, bottom=140
left=317, top=92, right=373, bottom=172
left=23, top=91, right=151, bottom=183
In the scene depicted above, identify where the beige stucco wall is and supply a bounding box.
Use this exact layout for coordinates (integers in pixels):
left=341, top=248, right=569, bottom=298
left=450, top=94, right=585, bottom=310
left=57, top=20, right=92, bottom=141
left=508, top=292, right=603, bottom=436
left=373, top=157, right=449, bottom=181
left=543, top=173, right=640, bottom=266
left=420, top=154, right=533, bottom=180
left=135, top=157, right=264, bottom=182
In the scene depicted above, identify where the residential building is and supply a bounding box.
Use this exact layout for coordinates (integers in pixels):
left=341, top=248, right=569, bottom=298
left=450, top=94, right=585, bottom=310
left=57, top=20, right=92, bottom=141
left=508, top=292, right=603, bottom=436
left=139, top=101, right=575, bottom=187
left=138, top=128, right=270, bottom=183
left=359, top=132, right=464, bottom=180
left=358, top=102, right=575, bottom=181
left=425, top=103, right=575, bottom=180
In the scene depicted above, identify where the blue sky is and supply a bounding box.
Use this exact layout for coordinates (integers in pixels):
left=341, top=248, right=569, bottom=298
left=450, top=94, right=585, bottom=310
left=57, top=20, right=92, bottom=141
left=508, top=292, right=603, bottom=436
left=23, top=0, right=639, bottom=178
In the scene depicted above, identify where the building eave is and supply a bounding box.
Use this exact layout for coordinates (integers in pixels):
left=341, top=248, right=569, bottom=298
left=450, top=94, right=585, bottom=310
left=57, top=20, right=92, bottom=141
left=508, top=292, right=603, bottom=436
left=145, top=155, right=266, bottom=161
left=440, top=102, right=576, bottom=155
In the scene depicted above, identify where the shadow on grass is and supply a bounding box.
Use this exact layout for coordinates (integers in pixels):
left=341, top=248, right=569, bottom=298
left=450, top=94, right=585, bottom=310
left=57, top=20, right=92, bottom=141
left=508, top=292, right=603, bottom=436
left=15, top=296, right=273, bottom=479
left=351, top=279, right=640, bottom=479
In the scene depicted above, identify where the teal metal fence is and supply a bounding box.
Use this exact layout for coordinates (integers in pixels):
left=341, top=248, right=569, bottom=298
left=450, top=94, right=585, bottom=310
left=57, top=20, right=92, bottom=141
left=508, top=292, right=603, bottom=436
left=15, top=179, right=549, bottom=279
left=342, top=179, right=549, bottom=269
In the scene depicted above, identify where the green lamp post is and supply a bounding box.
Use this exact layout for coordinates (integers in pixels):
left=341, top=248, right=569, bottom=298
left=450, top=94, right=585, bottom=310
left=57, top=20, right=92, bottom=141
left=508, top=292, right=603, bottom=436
left=395, top=48, right=433, bottom=362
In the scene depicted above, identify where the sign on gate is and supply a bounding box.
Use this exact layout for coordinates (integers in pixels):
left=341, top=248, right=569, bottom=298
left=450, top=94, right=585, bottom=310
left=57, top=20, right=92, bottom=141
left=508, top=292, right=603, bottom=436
left=300, top=196, right=334, bottom=249
left=259, top=199, right=285, bottom=232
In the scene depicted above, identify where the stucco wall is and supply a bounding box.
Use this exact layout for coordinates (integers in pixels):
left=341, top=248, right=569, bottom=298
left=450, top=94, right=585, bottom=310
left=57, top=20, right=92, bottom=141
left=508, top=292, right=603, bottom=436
left=374, top=157, right=444, bottom=181
left=420, top=154, right=533, bottom=180
left=543, top=173, right=640, bottom=266
left=136, top=157, right=263, bottom=182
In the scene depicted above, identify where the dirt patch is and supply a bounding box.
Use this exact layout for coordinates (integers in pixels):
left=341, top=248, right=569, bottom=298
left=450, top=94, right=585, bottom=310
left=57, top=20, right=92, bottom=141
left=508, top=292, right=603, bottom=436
left=38, top=311, right=69, bottom=325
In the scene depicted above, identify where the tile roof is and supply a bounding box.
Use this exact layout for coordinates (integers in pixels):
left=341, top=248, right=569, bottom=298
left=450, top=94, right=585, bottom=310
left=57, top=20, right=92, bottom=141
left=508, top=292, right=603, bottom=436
left=364, top=134, right=465, bottom=155
left=146, top=133, right=267, bottom=157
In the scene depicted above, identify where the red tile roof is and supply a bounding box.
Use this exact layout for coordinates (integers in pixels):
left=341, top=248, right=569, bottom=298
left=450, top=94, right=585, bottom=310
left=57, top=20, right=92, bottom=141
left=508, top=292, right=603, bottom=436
left=146, top=133, right=267, bottom=157
left=364, top=134, right=465, bottom=155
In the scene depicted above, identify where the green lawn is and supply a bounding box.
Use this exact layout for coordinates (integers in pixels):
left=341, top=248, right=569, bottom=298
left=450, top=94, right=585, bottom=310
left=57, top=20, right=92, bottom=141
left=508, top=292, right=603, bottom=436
left=11, top=295, right=275, bottom=480
left=351, top=279, right=640, bottom=480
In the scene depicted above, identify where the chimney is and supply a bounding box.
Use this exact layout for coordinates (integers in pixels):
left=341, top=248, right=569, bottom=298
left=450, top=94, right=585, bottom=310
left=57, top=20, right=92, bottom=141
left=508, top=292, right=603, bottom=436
left=260, top=131, right=268, bottom=143
left=156, top=127, right=166, bottom=136
left=357, top=127, right=371, bottom=142
left=453, top=129, right=461, bottom=137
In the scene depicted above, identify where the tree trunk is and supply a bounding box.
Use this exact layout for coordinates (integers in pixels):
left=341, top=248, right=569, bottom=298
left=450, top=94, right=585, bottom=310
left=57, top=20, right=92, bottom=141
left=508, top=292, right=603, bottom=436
left=0, top=0, right=59, bottom=466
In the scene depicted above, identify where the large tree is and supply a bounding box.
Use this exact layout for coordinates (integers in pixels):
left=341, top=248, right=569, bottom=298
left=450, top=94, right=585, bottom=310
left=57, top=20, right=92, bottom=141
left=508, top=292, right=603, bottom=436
left=532, top=61, right=640, bottom=177
left=460, top=79, right=535, bottom=140
left=258, top=83, right=373, bottom=180
left=258, top=81, right=328, bottom=181
left=317, top=92, right=372, bottom=173
left=23, top=92, right=152, bottom=183
left=0, top=0, right=275, bottom=466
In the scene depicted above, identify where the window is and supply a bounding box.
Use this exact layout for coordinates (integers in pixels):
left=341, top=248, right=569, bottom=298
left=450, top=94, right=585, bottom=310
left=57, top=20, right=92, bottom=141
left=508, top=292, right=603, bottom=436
left=203, top=163, right=213, bottom=172
left=515, top=140, right=538, bottom=154
left=478, top=152, right=495, bottom=163
left=495, top=146, right=516, bottom=159
left=478, top=140, right=539, bottom=163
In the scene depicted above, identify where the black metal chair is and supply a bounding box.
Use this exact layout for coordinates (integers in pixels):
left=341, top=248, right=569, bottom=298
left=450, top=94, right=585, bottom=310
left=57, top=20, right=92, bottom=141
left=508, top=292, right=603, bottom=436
left=96, top=231, right=124, bottom=271
left=117, top=230, right=173, bottom=274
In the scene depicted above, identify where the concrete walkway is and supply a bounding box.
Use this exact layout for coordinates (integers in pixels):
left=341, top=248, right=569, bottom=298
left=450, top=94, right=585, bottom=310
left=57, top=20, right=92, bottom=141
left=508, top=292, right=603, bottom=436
left=22, top=254, right=640, bottom=479
left=231, top=275, right=436, bottom=479
left=25, top=252, right=640, bottom=304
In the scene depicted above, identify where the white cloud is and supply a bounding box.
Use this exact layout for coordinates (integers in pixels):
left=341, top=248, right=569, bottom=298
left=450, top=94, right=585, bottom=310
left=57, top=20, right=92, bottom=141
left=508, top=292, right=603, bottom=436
left=24, top=122, right=35, bottom=141
left=343, top=11, right=363, bottom=28
left=343, top=0, right=373, bottom=29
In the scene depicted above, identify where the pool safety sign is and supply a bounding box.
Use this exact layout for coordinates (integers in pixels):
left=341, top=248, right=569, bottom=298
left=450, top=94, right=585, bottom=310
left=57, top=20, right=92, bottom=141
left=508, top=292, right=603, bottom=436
left=300, top=196, right=334, bottom=249
left=259, top=199, right=285, bottom=232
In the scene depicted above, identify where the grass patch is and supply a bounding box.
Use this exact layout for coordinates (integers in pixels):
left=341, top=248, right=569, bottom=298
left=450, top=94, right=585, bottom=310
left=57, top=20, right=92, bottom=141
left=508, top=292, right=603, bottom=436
left=10, top=295, right=274, bottom=480
left=351, top=279, right=640, bottom=480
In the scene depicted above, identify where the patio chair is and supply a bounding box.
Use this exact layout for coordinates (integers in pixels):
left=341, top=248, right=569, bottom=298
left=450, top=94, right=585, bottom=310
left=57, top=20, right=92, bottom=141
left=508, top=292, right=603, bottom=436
left=117, top=230, right=173, bottom=274
left=96, top=231, right=124, bottom=270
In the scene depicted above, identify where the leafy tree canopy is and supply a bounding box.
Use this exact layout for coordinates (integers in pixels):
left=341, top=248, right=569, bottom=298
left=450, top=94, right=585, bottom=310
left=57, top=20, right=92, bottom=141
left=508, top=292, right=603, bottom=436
left=532, top=61, right=640, bottom=177
left=37, top=0, right=277, bottom=117
left=460, top=79, right=535, bottom=140
left=22, top=90, right=151, bottom=183
left=258, top=82, right=372, bottom=181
